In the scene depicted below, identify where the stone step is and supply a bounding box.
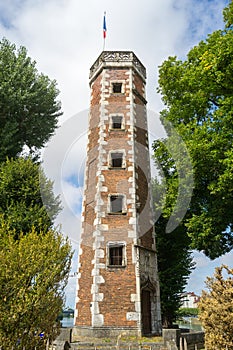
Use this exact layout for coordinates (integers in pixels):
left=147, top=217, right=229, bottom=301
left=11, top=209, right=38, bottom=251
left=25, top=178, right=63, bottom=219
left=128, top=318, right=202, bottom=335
left=70, top=343, right=167, bottom=350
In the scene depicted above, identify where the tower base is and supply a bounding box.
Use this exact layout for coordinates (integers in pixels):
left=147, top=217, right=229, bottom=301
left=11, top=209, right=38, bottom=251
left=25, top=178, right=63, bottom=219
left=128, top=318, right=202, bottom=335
left=72, top=326, right=141, bottom=340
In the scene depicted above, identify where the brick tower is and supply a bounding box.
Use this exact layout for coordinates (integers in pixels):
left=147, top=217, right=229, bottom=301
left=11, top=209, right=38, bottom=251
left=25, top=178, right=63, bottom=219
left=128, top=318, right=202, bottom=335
left=74, top=51, right=161, bottom=338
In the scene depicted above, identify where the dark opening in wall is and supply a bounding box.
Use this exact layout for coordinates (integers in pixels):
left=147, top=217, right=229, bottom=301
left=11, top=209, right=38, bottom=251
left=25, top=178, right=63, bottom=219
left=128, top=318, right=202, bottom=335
left=112, top=82, right=122, bottom=93
left=112, top=116, right=123, bottom=129
left=111, top=152, right=123, bottom=168
left=109, top=245, right=123, bottom=266
left=110, top=195, right=123, bottom=213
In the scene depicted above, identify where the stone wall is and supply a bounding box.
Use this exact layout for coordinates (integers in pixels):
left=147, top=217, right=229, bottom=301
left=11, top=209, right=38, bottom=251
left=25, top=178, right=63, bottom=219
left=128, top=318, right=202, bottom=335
left=54, top=328, right=204, bottom=350
left=179, top=331, right=204, bottom=350
left=163, top=329, right=204, bottom=350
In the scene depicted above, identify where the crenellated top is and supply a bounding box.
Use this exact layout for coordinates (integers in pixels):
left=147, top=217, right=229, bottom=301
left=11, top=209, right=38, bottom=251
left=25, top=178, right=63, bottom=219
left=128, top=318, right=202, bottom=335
left=89, top=51, right=146, bottom=84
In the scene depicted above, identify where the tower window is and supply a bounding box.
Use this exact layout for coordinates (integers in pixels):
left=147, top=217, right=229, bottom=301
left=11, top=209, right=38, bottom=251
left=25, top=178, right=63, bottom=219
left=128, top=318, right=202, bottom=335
left=109, top=246, right=123, bottom=265
left=112, top=116, right=123, bottom=129
left=107, top=242, right=126, bottom=267
left=109, top=194, right=126, bottom=214
left=110, top=195, right=123, bottom=213
left=112, top=82, right=122, bottom=93
left=110, top=152, right=123, bottom=168
left=110, top=115, right=125, bottom=130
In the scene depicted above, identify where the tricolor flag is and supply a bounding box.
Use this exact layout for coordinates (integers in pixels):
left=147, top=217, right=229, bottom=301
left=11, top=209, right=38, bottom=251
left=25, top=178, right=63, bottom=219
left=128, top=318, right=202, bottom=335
left=103, top=12, right=107, bottom=39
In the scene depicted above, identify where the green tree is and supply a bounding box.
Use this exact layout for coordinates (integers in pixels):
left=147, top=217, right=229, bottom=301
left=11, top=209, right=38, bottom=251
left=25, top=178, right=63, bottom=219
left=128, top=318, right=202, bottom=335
left=0, top=38, right=62, bottom=161
left=0, top=39, right=71, bottom=349
left=178, top=308, right=199, bottom=318
left=0, top=157, right=61, bottom=237
left=199, top=265, right=233, bottom=349
left=153, top=1, right=233, bottom=259
left=0, top=222, right=72, bottom=349
left=153, top=179, right=195, bottom=327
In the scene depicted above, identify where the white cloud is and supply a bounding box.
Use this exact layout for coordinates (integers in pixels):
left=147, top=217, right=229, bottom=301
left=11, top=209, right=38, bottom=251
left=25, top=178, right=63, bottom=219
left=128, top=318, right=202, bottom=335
left=186, top=250, right=233, bottom=296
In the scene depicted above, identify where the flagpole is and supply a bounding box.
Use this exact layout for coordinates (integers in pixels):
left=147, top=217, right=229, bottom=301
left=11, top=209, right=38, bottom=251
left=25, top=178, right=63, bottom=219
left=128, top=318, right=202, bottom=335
left=103, top=11, right=106, bottom=51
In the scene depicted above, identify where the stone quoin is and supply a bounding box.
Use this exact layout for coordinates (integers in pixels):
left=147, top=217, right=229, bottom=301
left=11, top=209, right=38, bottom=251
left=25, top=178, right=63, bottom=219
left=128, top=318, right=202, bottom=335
left=74, top=51, right=162, bottom=339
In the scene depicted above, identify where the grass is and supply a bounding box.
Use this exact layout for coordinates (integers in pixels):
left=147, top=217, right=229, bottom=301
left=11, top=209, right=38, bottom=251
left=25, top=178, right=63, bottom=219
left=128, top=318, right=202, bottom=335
left=117, top=335, right=164, bottom=344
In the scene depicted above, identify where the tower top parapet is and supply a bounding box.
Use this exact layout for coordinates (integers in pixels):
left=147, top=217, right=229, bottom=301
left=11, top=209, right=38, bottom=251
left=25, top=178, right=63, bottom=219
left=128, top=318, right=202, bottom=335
left=89, top=51, right=146, bottom=84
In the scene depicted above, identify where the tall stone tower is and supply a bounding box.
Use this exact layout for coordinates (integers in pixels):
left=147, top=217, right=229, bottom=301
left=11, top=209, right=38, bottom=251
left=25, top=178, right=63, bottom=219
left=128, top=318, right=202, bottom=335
left=74, top=51, right=161, bottom=338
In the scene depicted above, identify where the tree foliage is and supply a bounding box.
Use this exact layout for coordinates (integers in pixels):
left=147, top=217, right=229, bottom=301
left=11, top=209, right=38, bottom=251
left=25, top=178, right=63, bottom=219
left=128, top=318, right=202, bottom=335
left=178, top=307, right=199, bottom=318
left=0, top=222, right=72, bottom=349
left=0, top=158, right=72, bottom=348
left=199, top=265, right=233, bottom=349
left=0, top=157, right=61, bottom=237
left=153, top=1, right=233, bottom=259
left=0, top=38, right=62, bottom=161
left=153, top=179, right=195, bottom=327
left=0, top=38, right=72, bottom=348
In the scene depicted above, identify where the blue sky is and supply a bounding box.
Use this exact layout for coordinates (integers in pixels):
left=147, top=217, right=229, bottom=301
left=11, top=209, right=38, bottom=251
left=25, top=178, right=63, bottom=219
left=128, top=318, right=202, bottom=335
left=0, top=0, right=231, bottom=307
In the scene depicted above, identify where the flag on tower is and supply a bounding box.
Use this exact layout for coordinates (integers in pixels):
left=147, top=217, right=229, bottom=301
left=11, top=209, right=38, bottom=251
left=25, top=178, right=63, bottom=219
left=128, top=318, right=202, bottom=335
left=103, top=12, right=107, bottom=39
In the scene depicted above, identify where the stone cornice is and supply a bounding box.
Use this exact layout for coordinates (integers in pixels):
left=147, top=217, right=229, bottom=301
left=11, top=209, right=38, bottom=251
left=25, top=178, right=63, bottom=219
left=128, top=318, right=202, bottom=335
left=89, top=51, right=146, bottom=85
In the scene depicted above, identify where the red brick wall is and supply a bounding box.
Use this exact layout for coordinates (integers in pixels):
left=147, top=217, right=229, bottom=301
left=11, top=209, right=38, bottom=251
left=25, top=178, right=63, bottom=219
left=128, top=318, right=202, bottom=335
left=75, top=73, right=101, bottom=327
left=75, top=63, right=156, bottom=329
